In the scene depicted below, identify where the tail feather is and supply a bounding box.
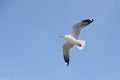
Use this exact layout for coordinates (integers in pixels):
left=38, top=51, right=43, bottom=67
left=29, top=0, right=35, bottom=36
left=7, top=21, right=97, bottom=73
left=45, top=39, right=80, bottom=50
left=76, top=40, right=86, bottom=50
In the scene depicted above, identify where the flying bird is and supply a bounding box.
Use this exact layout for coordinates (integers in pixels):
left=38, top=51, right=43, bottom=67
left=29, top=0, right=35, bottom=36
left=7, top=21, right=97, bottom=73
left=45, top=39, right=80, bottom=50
left=60, top=19, right=94, bottom=66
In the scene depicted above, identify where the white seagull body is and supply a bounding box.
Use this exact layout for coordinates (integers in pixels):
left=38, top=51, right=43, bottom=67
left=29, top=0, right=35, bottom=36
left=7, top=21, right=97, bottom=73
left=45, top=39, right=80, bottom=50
left=60, top=19, right=94, bottom=66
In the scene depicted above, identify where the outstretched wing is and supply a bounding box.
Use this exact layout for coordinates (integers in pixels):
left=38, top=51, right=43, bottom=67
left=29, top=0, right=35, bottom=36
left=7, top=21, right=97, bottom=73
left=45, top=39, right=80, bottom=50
left=62, top=42, right=74, bottom=66
left=70, top=19, right=94, bottom=39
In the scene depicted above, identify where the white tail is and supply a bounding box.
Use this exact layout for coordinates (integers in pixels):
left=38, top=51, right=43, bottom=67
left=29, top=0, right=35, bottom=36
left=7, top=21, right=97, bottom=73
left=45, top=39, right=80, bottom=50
left=76, top=40, right=86, bottom=50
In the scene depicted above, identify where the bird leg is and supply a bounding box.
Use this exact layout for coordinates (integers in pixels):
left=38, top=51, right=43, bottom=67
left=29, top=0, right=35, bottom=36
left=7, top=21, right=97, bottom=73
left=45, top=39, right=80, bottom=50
left=76, top=43, right=82, bottom=47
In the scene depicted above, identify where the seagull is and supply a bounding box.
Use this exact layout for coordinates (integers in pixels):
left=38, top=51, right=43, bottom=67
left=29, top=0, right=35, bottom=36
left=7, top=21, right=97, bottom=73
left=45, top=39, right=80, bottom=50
left=60, top=19, right=94, bottom=66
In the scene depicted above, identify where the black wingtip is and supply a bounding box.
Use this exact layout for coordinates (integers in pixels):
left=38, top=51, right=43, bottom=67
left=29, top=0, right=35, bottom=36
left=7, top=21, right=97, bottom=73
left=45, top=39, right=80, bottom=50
left=63, top=54, right=70, bottom=66
left=90, top=19, right=94, bottom=22
left=81, top=19, right=94, bottom=25
left=82, top=19, right=94, bottom=22
left=66, top=62, right=69, bottom=66
left=65, top=59, right=69, bottom=66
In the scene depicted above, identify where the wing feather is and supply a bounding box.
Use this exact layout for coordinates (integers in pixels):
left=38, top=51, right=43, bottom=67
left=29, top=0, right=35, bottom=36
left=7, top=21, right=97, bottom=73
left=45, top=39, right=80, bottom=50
left=70, top=19, right=94, bottom=39
left=70, top=22, right=83, bottom=39
left=62, top=42, right=74, bottom=66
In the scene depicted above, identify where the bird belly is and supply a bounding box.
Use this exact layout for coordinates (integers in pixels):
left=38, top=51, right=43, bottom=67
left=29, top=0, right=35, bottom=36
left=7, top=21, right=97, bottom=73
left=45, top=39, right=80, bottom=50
left=65, top=35, right=81, bottom=46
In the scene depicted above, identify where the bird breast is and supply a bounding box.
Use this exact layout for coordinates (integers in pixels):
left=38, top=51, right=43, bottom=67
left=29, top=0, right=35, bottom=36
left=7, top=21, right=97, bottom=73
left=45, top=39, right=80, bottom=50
left=64, top=35, right=81, bottom=46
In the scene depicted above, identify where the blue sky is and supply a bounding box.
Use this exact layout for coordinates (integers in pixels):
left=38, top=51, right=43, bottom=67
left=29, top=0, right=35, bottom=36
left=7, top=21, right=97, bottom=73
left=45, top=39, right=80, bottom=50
left=0, top=0, right=120, bottom=80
